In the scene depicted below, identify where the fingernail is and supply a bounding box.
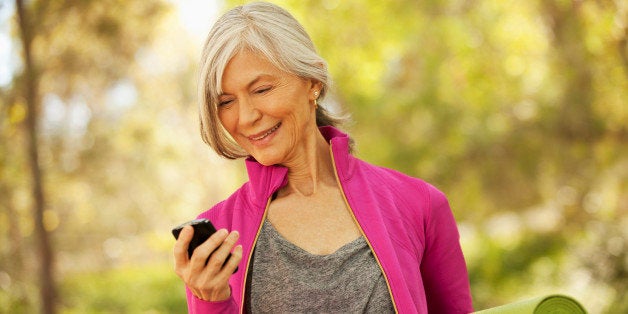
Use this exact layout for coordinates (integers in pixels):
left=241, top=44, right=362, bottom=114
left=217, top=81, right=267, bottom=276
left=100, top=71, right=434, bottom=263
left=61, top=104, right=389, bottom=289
left=232, top=230, right=240, bottom=238
left=217, top=229, right=228, bottom=236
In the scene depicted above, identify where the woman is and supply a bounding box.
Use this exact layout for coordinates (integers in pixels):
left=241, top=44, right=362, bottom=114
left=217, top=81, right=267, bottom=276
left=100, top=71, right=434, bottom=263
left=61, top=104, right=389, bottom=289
left=173, top=2, right=473, bottom=313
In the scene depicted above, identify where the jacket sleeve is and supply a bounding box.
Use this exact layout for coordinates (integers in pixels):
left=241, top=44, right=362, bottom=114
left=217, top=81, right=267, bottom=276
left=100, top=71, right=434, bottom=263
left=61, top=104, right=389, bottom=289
left=420, top=185, right=474, bottom=313
left=185, top=286, right=239, bottom=314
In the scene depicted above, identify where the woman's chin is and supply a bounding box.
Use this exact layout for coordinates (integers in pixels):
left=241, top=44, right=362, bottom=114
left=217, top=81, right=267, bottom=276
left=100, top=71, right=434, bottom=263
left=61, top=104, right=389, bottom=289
left=254, top=157, right=274, bottom=166
left=250, top=151, right=282, bottom=166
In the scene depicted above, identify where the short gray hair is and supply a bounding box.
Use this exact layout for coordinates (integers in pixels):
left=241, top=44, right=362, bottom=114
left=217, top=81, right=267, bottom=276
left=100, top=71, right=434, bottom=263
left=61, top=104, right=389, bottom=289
left=198, top=1, right=346, bottom=159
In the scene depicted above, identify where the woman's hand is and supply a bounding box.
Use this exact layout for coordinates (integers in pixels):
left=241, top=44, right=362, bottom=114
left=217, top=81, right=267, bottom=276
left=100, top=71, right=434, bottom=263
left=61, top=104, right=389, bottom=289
left=173, top=225, right=243, bottom=301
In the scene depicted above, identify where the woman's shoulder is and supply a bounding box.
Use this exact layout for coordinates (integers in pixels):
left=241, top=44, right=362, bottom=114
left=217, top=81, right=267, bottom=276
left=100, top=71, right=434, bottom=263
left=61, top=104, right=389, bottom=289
left=351, top=157, right=450, bottom=206
left=352, top=158, right=455, bottom=225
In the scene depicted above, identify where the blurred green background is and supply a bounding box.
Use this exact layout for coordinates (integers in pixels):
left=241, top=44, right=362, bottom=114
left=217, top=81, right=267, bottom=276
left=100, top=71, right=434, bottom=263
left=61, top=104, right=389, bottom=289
left=0, top=0, right=626, bottom=313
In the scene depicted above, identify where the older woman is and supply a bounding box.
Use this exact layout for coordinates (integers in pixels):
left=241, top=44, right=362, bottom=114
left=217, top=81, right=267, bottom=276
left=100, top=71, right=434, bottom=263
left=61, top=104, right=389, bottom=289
left=173, top=2, right=473, bottom=313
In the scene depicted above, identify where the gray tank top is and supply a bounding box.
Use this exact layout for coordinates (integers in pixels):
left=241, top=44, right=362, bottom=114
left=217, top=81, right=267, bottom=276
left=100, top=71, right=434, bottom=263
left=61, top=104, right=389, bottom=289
left=245, top=220, right=395, bottom=313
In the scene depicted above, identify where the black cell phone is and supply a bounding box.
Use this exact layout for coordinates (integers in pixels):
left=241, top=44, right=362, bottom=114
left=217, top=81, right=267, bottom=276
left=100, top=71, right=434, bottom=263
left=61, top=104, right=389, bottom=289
left=171, top=218, right=238, bottom=272
left=172, top=218, right=218, bottom=258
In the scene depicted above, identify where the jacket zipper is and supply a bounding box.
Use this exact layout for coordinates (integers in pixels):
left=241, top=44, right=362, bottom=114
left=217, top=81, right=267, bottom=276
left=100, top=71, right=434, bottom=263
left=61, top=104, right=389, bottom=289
left=328, top=146, right=399, bottom=313
left=240, top=196, right=272, bottom=313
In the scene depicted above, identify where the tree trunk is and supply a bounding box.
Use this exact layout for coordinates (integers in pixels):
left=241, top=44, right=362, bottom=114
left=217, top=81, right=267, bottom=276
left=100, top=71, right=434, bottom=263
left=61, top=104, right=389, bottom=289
left=15, top=0, right=57, bottom=313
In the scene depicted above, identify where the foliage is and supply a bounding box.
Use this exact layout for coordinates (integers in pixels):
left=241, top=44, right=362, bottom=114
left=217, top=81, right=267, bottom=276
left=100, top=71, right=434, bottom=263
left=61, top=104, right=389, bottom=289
left=59, top=263, right=185, bottom=314
left=1, top=0, right=626, bottom=313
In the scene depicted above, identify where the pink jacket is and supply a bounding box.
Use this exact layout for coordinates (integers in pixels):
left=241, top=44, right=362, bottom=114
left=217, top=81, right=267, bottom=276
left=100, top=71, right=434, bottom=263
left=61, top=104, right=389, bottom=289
left=186, top=126, right=473, bottom=313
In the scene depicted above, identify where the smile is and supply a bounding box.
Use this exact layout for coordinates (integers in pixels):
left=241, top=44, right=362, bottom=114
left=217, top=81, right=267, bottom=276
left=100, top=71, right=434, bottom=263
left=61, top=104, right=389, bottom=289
left=249, top=122, right=281, bottom=141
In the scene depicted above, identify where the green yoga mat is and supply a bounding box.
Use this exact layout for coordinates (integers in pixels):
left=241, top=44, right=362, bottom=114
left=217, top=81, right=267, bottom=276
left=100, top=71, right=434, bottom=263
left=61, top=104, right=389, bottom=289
left=473, top=294, right=587, bottom=314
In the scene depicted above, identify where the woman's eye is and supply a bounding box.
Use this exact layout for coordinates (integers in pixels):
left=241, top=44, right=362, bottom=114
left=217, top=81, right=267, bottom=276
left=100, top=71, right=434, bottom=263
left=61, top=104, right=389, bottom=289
left=254, top=86, right=271, bottom=94
left=218, top=99, right=233, bottom=107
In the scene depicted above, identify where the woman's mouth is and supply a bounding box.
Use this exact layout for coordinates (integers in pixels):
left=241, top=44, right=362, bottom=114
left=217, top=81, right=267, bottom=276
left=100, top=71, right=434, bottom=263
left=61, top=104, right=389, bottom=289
left=249, top=122, right=281, bottom=141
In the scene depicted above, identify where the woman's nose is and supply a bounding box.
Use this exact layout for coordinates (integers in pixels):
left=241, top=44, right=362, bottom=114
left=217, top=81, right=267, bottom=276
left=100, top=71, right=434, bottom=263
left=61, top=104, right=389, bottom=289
left=238, top=97, right=261, bottom=126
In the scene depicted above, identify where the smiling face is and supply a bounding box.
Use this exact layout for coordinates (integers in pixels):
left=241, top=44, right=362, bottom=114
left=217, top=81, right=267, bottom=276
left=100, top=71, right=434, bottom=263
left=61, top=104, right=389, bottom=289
left=217, top=49, right=322, bottom=166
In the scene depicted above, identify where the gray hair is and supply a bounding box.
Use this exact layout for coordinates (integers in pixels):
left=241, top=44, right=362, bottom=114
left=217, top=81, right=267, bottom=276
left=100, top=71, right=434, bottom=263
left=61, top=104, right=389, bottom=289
left=198, top=1, right=346, bottom=159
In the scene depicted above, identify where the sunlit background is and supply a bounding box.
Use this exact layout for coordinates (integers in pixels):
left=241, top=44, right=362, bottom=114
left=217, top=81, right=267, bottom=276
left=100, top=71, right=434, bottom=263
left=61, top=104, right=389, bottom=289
left=1, top=0, right=626, bottom=313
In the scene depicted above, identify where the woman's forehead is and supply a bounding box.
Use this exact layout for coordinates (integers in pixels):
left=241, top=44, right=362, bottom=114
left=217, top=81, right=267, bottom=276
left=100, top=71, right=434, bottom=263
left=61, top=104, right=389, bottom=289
left=220, top=50, right=296, bottom=92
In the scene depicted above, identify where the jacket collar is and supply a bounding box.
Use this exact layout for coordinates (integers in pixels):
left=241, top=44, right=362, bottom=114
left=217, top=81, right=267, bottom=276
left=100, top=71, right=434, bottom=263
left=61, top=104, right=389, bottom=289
left=244, top=126, right=354, bottom=206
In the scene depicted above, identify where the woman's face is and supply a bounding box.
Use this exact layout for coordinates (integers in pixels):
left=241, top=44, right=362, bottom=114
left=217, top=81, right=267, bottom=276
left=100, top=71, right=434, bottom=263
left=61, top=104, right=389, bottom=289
left=218, top=49, right=321, bottom=166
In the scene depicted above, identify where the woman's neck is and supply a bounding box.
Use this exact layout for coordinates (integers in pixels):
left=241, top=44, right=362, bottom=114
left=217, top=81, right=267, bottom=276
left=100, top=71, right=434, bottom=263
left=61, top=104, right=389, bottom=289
left=280, top=131, right=335, bottom=197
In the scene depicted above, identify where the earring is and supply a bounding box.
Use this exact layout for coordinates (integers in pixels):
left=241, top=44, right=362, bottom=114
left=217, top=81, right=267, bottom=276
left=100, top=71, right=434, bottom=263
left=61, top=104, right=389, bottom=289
left=313, top=91, right=319, bottom=108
